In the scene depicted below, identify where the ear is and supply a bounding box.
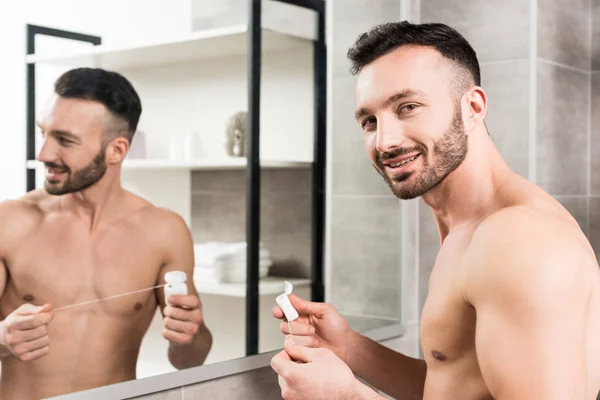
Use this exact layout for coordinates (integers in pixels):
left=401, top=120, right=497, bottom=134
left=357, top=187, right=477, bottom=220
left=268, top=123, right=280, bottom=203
left=105, top=137, right=130, bottom=164
left=463, top=86, right=487, bottom=132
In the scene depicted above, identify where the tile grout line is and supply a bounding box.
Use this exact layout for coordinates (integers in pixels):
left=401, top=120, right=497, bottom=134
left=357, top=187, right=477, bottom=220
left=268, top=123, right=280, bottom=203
left=480, top=57, right=530, bottom=66
left=538, top=57, right=592, bottom=75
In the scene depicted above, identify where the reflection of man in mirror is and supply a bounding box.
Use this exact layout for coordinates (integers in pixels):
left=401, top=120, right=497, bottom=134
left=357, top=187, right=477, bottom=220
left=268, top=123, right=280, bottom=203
left=271, top=21, right=600, bottom=400
left=0, top=68, right=213, bottom=399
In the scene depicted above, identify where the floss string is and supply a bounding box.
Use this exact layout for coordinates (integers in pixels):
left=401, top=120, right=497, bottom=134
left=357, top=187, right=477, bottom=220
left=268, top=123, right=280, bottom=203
left=288, top=320, right=294, bottom=343
left=54, top=284, right=166, bottom=311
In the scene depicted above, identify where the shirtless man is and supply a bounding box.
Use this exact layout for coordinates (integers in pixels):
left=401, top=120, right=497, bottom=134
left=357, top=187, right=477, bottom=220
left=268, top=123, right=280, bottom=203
left=0, top=68, right=213, bottom=399
left=270, top=21, right=600, bottom=400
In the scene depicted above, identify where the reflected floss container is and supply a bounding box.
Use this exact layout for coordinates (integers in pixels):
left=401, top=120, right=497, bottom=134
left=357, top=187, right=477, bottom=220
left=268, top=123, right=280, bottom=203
left=276, top=281, right=299, bottom=321
left=164, top=271, right=188, bottom=306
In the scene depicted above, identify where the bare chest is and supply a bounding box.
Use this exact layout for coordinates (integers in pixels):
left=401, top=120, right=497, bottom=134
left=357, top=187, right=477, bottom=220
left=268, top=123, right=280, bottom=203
left=2, top=220, right=163, bottom=317
left=420, top=233, right=477, bottom=364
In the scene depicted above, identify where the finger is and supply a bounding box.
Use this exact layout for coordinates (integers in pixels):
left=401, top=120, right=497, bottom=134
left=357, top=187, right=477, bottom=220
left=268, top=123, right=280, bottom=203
left=284, top=339, right=319, bottom=363
left=162, top=328, right=193, bottom=346
left=12, top=336, right=50, bottom=358
left=7, top=325, right=48, bottom=344
left=287, top=295, right=328, bottom=318
left=19, top=345, right=50, bottom=362
left=164, top=317, right=199, bottom=336
left=16, top=303, right=51, bottom=316
left=167, top=294, right=200, bottom=310
left=163, top=306, right=203, bottom=324
left=10, top=313, right=52, bottom=331
left=270, top=349, right=293, bottom=375
left=280, top=321, right=314, bottom=336
left=37, top=304, right=53, bottom=314
left=285, top=334, right=319, bottom=347
left=272, top=306, right=285, bottom=320
left=278, top=376, right=291, bottom=399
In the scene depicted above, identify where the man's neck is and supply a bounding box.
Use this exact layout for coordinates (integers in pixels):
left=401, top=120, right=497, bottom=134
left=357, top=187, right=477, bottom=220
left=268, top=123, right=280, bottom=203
left=62, top=172, right=124, bottom=232
left=421, top=133, right=513, bottom=242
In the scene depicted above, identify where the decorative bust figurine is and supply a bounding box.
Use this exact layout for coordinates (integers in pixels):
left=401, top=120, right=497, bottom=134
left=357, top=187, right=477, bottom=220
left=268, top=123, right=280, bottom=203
left=225, top=111, right=247, bottom=157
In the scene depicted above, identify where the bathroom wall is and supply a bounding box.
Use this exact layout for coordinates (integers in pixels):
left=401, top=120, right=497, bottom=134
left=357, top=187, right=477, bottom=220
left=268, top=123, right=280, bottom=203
left=591, top=0, right=600, bottom=255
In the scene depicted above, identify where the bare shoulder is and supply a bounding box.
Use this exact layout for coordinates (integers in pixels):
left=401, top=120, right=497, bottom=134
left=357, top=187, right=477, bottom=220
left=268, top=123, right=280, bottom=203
left=0, top=190, right=51, bottom=225
left=136, top=204, right=191, bottom=241
left=0, top=190, right=56, bottom=250
left=464, top=205, right=596, bottom=303
left=472, top=205, right=585, bottom=255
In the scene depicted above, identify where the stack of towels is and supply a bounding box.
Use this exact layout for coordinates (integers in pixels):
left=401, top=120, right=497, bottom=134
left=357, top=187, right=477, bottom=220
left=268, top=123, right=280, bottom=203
left=193, top=242, right=273, bottom=284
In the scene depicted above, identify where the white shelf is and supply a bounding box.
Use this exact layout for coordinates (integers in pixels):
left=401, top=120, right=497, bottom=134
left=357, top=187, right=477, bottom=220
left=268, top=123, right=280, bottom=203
left=26, top=158, right=312, bottom=171
left=25, top=25, right=314, bottom=70
left=194, top=277, right=310, bottom=297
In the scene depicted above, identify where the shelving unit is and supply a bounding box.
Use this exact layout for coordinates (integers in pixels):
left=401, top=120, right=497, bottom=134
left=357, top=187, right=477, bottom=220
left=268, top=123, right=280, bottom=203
left=25, top=24, right=311, bottom=70
left=25, top=0, right=326, bottom=358
left=195, top=277, right=310, bottom=297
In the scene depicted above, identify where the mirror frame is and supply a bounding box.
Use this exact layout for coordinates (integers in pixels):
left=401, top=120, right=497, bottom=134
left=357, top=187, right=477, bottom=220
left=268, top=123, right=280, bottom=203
left=47, top=323, right=405, bottom=400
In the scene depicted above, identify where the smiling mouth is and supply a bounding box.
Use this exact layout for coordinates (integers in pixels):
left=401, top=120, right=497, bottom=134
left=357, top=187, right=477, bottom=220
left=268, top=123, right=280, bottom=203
left=386, top=154, right=420, bottom=168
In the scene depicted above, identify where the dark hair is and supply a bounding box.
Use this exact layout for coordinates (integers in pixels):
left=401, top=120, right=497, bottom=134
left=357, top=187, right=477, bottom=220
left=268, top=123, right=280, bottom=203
left=54, top=68, right=142, bottom=142
left=347, top=21, right=481, bottom=89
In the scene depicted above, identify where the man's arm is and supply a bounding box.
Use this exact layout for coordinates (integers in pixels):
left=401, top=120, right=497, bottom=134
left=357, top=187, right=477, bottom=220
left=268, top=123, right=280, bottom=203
left=347, top=334, right=427, bottom=400
left=155, top=210, right=212, bottom=369
left=465, top=208, right=590, bottom=400
left=0, top=199, right=53, bottom=362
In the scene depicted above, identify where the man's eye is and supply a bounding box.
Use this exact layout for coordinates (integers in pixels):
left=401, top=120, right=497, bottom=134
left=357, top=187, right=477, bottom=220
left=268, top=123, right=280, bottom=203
left=399, top=104, right=419, bottom=113
left=362, top=117, right=376, bottom=128
left=58, top=137, right=72, bottom=145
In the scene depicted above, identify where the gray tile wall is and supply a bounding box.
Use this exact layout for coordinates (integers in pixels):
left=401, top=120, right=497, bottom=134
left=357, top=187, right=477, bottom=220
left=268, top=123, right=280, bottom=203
left=536, top=60, right=589, bottom=196
left=328, top=0, right=402, bottom=324
left=190, top=169, right=312, bottom=278
left=538, top=0, right=591, bottom=71
left=594, top=0, right=600, bottom=70
left=537, top=0, right=595, bottom=256
left=593, top=1, right=600, bottom=261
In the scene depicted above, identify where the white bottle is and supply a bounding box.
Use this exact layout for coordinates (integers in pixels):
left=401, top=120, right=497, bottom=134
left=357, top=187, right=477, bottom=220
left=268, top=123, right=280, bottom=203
left=164, top=271, right=188, bottom=306
left=275, top=281, right=299, bottom=321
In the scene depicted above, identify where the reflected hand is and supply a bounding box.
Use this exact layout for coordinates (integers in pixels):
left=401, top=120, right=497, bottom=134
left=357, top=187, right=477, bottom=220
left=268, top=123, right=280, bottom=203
left=272, top=295, right=356, bottom=364
left=0, top=303, right=53, bottom=361
left=271, top=339, right=372, bottom=400
left=163, top=294, right=204, bottom=346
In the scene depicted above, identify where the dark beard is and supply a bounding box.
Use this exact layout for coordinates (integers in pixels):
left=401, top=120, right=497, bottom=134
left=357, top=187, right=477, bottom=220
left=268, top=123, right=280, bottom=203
left=377, top=108, right=468, bottom=200
left=44, top=146, right=107, bottom=195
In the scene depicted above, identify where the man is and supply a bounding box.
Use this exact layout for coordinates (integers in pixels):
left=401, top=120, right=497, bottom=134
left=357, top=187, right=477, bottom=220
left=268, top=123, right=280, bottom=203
left=271, top=21, right=600, bottom=400
left=0, top=68, right=213, bottom=399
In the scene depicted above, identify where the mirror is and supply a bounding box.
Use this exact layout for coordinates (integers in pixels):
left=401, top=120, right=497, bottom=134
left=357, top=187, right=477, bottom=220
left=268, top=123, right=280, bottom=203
left=0, top=1, right=325, bottom=399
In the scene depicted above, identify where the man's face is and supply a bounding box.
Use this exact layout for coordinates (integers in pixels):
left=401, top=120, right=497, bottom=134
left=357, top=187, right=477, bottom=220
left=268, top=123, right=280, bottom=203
left=36, top=95, right=109, bottom=195
left=354, top=46, right=469, bottom=200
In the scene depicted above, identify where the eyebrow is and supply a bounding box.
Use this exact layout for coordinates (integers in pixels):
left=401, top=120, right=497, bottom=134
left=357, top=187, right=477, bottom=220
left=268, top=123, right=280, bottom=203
left=354, top=89, right=425, bottom=121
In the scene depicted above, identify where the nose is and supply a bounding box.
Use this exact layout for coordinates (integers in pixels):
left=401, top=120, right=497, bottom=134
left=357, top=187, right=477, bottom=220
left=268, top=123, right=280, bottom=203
left=36, top=137, right=57, bottom=164
left=375, top=116, right=406, bottom=154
